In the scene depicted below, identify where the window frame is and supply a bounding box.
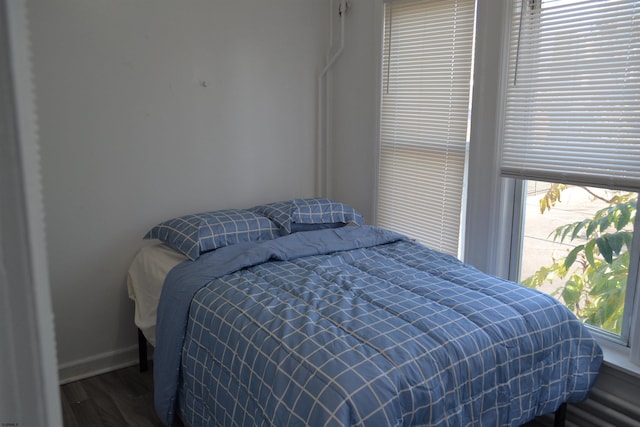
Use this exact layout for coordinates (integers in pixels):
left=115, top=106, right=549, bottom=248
left=464, top=0, right=640, bottom=374
left=376, top=0, right=640, bottom=374
left=502, top=0, right=640, bottom=358
left=509, top=179, right=640, bottom=350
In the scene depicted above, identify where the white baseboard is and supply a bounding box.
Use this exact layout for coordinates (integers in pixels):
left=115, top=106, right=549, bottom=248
left=58, top=345, right=143, bottom=385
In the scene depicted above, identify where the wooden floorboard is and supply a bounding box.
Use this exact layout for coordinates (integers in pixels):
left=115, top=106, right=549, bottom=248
left=60, top=364, right=181, bottom=427
left=61, top=364, right=553, bottom=426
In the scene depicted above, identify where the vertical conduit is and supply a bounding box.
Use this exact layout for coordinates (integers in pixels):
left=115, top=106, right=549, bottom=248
left=316, top=0, right=349, bottom=197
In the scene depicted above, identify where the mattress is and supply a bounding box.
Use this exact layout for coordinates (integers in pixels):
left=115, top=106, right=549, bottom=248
left=126, top=243, right=186, bottom=346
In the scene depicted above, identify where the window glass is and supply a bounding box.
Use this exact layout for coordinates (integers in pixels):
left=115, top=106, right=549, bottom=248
left=519, top=181, right=636, bottom=336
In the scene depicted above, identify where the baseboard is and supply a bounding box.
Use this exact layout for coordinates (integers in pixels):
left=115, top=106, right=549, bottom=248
left=58, top=344, right=144, bottom=385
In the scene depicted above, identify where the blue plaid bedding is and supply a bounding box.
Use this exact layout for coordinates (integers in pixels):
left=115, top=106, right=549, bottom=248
left=154, top=226, right=602, bottom=426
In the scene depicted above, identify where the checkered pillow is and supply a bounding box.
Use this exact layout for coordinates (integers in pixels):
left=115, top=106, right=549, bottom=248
left=249, top=201, right=292, bottom=232
left=251, top=198, right=364, bottom=234
left=144, top=209, right=280, bottom=260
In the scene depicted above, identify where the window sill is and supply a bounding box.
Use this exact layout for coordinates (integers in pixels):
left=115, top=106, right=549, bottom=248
left=597, top=337, right=640, bottom=379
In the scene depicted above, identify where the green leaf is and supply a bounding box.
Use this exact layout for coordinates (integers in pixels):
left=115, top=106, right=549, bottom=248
left=585, top=240, right=597, bottom=268
left=571, top=219, right=589, bottom=241
left=616, top=203, right=631, bottom=230
left=622, top=231, right=634, bottom=251
left=606, top=233, right=625, bottom=256
left=599, top=215, right=612, bottom=233
left=564, top=245, right=584, bottom=270
left=561, top=224, right=573, bottom=243
left=562, top=280, right=582, bottom=309
left=596, top=236, right=613, bottom=264
left=586, top=219, right=599, bottom=238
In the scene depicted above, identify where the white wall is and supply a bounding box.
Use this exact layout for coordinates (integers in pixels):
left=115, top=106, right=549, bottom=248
left=328, top=0, right=383, bottom=223
left=28, top=0, right=328, bottom=379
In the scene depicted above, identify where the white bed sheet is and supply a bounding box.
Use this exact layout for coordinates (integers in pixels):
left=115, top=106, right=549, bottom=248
left=127, top=243, right=186, bottom=346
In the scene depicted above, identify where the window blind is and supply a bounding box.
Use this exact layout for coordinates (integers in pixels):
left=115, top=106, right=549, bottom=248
left=377, top=0, right=475, bottom=256
left=501, top=0, right=640, bottom=191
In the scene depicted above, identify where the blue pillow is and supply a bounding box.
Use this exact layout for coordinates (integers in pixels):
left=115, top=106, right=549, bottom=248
left=249, top=201, right=292, bottom=232
left=291, top=198, right=364, bottom=226
left=251, top=198, right=364, bottom=234
left=144, top=209, right=280, bottom=260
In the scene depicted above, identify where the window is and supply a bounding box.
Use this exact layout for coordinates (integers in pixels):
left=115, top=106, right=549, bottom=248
left=518, top=182, right=636, bottom=340
left=501, top=0, right=640, bottom=189
left=501, top=0, right=640, bottom=356
left=377, top=0, right=475, bottom=257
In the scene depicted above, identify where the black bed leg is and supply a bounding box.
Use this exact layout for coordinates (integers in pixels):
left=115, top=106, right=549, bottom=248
left=553, top=403, right=567, bottom=427
left=138, top=328, right=148, bottom=372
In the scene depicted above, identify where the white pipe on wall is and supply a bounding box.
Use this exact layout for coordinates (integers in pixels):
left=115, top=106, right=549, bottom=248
left=316, top=0, right=349, bottom=197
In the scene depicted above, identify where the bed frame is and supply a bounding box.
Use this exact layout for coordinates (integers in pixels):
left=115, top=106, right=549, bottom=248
left=138, top=328, right=148, bottom=372
left=136, top=328, right=567, bottom=426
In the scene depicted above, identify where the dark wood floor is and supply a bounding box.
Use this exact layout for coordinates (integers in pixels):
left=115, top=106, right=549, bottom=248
left=61, top=364, right=549, bottom=427
left=60, top=363, right=184, bottom=427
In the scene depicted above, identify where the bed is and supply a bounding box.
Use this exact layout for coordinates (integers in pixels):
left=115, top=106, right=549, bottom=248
left=128, top=199, right=603, bottom=427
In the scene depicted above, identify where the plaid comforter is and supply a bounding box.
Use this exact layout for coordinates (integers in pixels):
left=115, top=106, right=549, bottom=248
left=154, top=226, right=602, bottom=426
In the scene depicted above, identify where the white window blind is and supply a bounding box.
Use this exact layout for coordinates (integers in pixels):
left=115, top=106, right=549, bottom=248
left=377, top=0, right=475, bottom=256
left=502, top=0, right=640, bottom=191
